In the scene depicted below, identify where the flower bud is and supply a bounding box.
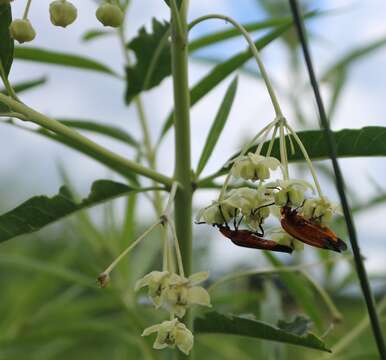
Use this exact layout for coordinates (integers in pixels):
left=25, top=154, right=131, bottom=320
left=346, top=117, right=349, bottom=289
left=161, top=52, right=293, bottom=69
left=9, top=19, right=36, bottom=44
left=321, top=210, right=333, bottom=224
left=256, top=164, right=270, bottom=180
left=96, top=3, right=124, bottom=28
left=231, top=157, right=254, bottom=179
left=274, top=189, right=288, bottom=207
left=288, top=188, right=304, bottom=207
left=302, top=199, right=316, bottom=219
left=49, top=0, right=77, bottom=28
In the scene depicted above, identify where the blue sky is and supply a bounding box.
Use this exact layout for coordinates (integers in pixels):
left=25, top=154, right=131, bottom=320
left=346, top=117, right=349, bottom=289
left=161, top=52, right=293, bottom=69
left=1, top=0, right=386, bottom=273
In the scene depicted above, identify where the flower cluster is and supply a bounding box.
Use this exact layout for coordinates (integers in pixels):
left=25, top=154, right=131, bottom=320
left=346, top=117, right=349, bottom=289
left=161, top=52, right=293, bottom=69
left=135, top=267, right=210, bottom=353
left=135, top=271, right=211, bottom=318
left=8, top=0, right=124, bottom=44
left=197, top=118, right=341, bottom=252
left=97, top=187, right=211, bottom=356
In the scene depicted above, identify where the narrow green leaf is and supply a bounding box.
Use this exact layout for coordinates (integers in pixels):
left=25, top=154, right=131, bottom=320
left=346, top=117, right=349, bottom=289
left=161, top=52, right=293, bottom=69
left=263, top=252, right=323, bottom=330
left=195, top=311, right=330, bottom=352
left=14, top=47, right=117, bottom=76
left=196, top=77, right=238, bottom=176
left=82, top=29, right=113, bottom=42
left=0, top=180, right=149, bottom=242
left=200, top=127, right=386, bottom=183
left=163, top=0, right=182, bottom=8
left=159, top=24, right=292, bottom=140
left=322, top=35, right=386, bottom=81
left=327, top=70, right=347, bottom=121
left=1, top=120, right=139, bottom=184
left=0, top=4, right=14, bottom=76
left=57, top=119, right=139, bottom=148
left=0, top=76, right=47, bottom=95
left=0, top=255, right=95, bottom=288
left=125, top=18, right=171, bottom=104
left=277, top=316, right=313, bottom=336
left=124, top=15, right=310, bottom=105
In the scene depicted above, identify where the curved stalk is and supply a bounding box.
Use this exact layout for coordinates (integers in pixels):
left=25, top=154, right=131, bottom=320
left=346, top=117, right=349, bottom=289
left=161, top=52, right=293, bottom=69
left=286, top=122, right=322, bottom=196
left=0, top=94, right=173, bottom=186
left=188, top=14, right=283, bottom=117
left=0, top=63, right=19, bottom=101
left=279, top=120, right=289, bottom=180
left=23, top=0, right=33, bottom=19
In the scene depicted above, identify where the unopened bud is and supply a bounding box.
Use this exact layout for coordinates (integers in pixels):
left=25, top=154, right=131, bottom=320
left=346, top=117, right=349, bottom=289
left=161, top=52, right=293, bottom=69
left=9, top=19, right=36, bottom=44
left=96, top=3, right=124, bottom=28
left=274, top=189, right=288, bottom=207
left=50, top=0, right=78, bottom=28
left=288, top=188, right=304, bottom=207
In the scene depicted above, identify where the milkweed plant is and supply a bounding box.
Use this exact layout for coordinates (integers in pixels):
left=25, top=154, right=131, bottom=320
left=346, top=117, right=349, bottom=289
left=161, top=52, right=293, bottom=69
left=0, top=0, right=385, bottom=359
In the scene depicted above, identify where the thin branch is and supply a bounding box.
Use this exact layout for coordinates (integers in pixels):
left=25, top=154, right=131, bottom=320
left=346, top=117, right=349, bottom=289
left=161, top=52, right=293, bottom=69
left=288, top=1, right=386, bottom=357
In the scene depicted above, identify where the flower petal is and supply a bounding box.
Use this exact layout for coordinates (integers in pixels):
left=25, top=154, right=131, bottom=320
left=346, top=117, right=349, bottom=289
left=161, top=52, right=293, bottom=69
left=188, top=271, right=209, bottom=285
left=142, top=324, right=161, bottom=336
left=175, top=325, right=194, bottom=355
left=187, top=286, right=211, bottom=307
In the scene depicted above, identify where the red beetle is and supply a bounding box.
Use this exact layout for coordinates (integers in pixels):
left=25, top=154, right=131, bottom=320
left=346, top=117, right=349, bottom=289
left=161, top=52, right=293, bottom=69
left=218, top=226, right=293, bottom=254
left=280, top=206, right=347, bottom=252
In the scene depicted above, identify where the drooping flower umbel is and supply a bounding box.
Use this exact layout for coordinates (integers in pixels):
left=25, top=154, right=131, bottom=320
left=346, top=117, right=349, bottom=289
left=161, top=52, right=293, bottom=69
left=197, top=115, right=344, bottom=253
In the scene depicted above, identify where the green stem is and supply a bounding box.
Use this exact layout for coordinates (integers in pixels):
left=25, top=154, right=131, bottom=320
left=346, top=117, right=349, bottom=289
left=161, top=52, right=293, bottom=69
left=288, top=2, right=386, bottom=357
left=170, top=0, right=192, bottom=275
left=100, top=221, right=161, bottom=277
left=170, top=2, right=193, bottom=357
left=286, top=122, right=322, bottom=196
left=23, top=0, right=33, bottom=19
left=279, top=121, right=289, bottom=180
left=0, top=94, right=173, bottom=186
left=188, top=14, right=283, bottom=117
left=0, top=63, right=19, bottom=101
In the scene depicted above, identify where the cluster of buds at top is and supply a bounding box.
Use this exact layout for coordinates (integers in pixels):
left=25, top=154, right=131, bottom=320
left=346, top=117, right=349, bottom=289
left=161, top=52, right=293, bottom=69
left=8, top=0, right=124, bottom=44
left=197, top=116, right=344, bottom=253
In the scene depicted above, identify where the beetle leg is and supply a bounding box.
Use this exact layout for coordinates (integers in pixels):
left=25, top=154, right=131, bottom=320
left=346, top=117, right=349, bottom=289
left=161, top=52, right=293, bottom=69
left=233, top=208, right=238, bottom=230
left=258, top=218, right=265, bottom=237
left=236, top=214, right=244, bottom=230
left=218, top=205, right=230, bottom=230
left=294, top=200, right=306, bottom=212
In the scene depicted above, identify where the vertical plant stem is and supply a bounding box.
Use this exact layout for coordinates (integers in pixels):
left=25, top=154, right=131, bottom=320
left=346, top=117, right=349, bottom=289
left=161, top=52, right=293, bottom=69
left=170, top=2, right=193, bottom=356
left=170, top=0, right=192, bottom=275
left=288, top=1, right=386, bottom=358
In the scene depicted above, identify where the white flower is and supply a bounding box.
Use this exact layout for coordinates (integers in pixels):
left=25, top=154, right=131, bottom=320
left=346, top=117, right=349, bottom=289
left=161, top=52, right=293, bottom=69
left=245, top=206, right=270, bottom=230
left=142, top=318, right=194, bottom=355
left=231, top=153, right=281, bottom=181
left=163, top=272, right=211, bottom=318
left=135, top=271, right=170, bottom=307
left=269, top=228, right=304, bottom=251
left=301, top=196, right=341, bottom=224
left=135, top=271, right=211, bottom=317
left=196, top=200, right=236, bottom=225
left=270, top=179, right=314, bottom=207
left=225, top=187, right=261, bottom=214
